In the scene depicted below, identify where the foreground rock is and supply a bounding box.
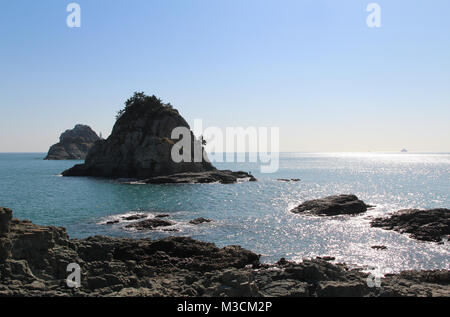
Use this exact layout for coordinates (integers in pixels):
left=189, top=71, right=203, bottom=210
left=291, top=195, right=369, bottom=216
left=45, top=124, right=100, bottom=160
left=0, top=208, right=448, bottom=297
left=371, top=208, right=450, bottom=242
left=62, top=93, right=254, bottom=183
left=144, top=170, right=256, bottom=184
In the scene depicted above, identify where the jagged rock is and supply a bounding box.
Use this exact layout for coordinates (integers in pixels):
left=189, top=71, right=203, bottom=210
left=189, top=218, right=213, bottom=225
left=62, top=93, right=254, bottom=184
left=291, top=195, right=368, bottom=216
left=371, top=208, right=450, bottom=242
left=124, top=218, right=174, bottom=231
left=45, top=124, right=100, bottom=160
left=0, top=208, right=449, bottom=297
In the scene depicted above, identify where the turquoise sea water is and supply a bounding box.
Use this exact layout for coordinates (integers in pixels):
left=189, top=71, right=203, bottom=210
left=0, top=152, right=448, bottom=275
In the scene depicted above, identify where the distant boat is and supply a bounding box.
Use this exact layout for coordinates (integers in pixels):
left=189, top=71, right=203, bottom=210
left=401, top=149, right=408, bottom=153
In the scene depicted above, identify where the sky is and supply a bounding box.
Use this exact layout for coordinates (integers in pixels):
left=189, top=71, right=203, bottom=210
left=0, top=0, right=449, bottom=153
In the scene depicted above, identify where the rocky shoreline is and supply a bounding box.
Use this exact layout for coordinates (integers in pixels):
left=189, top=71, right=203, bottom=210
left=0, top=207, right=449, bottom=297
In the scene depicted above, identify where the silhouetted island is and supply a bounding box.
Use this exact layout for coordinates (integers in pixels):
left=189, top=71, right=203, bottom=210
left=44, top=124, right=100, bottom=160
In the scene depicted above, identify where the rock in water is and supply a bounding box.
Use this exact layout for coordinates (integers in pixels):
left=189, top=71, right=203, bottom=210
left=45, top=124, right=100, bottom=160
left=291, top=195, right=368, bottom=216
left=371, top=208, right=450, bottom=242
left=121, top=214, right=147, bottom=221
left=189, top=217, right=213, bottom=225
left=125, top=218, right=174, bottom=231
left=371, top=245, right=387, bottom=250
left=62, top=93, right=254, bottom=183
left=144, top=170, right=256, bottom=184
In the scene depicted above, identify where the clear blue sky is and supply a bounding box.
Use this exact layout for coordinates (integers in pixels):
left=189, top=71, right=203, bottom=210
left=1, top=0, right=449, bottom=152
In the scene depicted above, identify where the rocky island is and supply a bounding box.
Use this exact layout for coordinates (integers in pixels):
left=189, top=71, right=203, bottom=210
left=45, top=124, right=100, bottom=160
left=62, top=93, right=254, bottom=184
left=0, top=207, right=449, bottom=297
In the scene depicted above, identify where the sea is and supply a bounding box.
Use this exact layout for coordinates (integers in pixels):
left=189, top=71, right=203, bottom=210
left=0, top=152, right=448, bottom=276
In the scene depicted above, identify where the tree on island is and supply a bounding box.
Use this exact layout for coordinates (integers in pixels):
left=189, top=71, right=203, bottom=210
left=115, top=92, right=173, bottom=120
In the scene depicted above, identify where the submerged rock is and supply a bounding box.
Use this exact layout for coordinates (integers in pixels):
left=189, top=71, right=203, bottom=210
left=45, top=124, right=100, bottom=160
left=1, top=208, right=449, bottom=297
left=62, top=93, right=254, bottom=183
left=291, top=195, right=368, bottom=216
left=371, top=208, right=450, bottom=242
left=189, top=218, right=213, bottom=225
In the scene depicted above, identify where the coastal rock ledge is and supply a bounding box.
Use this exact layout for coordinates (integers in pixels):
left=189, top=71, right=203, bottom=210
left=62, top=93, right=254, bottom=184
left=45, top=124, right=100, bottom=160
left=1, top=207, right=449, bottom=297
left=291, top=195, right=369, bottom=216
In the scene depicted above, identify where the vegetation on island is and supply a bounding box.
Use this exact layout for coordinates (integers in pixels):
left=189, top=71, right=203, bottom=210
left=116, top=92, right=174, bottom=120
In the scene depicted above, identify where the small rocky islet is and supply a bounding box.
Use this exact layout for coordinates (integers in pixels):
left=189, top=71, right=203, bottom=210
left=290, top=194, right=370, bottom=216
left=1, top=207, right=449, bottom=297
left=45, top=124, right=100, bottom=160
